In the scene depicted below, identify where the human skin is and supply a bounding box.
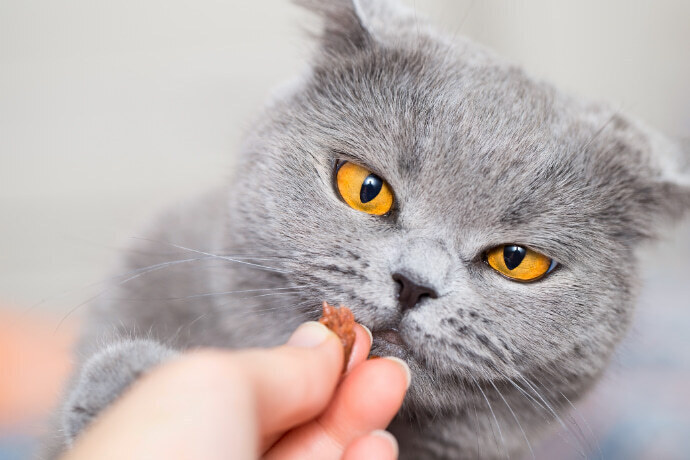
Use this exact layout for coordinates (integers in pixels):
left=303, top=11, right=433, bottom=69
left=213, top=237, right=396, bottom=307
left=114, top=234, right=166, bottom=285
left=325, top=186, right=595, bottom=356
left=62, top=321, right=410, bottom=460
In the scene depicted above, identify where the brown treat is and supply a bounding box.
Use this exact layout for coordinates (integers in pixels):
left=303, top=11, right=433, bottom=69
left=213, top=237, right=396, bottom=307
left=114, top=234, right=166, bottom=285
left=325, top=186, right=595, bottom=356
left=318, top=301, right=356, bottom=372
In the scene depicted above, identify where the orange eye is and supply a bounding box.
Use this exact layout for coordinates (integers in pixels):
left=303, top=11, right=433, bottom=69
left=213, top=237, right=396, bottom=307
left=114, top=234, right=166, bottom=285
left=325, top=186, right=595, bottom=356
left=336, top=161, right=393, bottom=216
left=486, top=245, right=555, bottom=282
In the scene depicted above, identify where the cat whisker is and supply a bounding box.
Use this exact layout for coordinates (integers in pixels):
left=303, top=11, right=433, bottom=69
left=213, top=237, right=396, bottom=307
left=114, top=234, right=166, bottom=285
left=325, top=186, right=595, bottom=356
left=207, top=294, right=313, bottom=319
left=503, top=372, right=595, bottom=456
left=254, top=300, right=317, bottom=316
left=531, top=374, right=596, bottom=459
left=516, top=373, right=587, bottom=458
left=530, top=376, right=592, bottom=456
left=167, top=311, right=210, bottom=345
left=504, top=375, right=582, bottom=454
left=558, top=390, right=603, bottom=460
left=220, top=256, right=288, bottom=261
left=237, top=290, right=311, bottom=301
left=229, top=300, right=319, bottom=328
left=213, top=296, right=316, bottom=318
left=25, top=256, right=214, bottom=317
left=489, top=379, right=535, bottom=460
left=501, top=375, right=549, bottom=419
left=52, top=256, right=221, bottom=332
left=132, top=237, right=291, bottom=274
left=471, top=375, right=509, bottom=459
left=136, top=285, right=315, bottom=302
left=471, top=394, right=483, bottom=459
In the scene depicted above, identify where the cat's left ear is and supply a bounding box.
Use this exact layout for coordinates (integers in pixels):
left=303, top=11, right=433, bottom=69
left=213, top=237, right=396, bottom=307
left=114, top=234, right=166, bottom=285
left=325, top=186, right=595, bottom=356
left=586, top=109, right=690, bottom=241
left=296, top=0, right=424, bottom=55
left=646, top=133, right=690, bottom=220
left=625, top=124, right=690, bottom=237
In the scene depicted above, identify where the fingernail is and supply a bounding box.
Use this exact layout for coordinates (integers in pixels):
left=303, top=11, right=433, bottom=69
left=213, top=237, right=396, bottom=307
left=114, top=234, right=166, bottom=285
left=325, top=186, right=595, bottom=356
left=286, top=321, right=332, bottom=348
left=360, top=324, right=373, bottom=346
left=382, top=356, right=412, bottom=390
left=370, top=430, right=399, bottom=457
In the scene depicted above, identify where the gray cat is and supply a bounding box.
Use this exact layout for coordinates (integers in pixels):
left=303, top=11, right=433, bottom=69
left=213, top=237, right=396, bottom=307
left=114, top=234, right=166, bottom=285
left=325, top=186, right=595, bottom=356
left=46, top=0, right=690, bottom=458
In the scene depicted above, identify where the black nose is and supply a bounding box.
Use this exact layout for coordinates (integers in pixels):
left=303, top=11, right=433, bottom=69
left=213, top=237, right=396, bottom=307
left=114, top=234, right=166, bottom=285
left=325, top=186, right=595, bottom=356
left=392, top=273, right=439, bottom=312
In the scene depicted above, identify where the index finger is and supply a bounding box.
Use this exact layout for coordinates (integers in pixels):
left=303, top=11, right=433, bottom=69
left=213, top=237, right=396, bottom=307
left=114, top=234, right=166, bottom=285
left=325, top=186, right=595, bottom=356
left=257, top=322, right=373, bottom=451
left=232, top=321, right=370, bottom=447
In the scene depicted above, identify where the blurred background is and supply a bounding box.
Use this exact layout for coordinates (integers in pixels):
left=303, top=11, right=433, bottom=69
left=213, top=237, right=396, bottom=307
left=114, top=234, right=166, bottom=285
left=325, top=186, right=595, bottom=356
left=1, top=0, right=688, bottom=458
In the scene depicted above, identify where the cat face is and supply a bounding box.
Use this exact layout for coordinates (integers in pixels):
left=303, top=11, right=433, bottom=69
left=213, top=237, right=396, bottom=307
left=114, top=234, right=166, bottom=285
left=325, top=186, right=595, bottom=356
left=229, top=0, right=690, bottom=419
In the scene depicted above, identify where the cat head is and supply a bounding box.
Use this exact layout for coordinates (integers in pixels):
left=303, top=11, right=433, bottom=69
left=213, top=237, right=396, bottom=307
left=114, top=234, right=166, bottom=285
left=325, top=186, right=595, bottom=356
left=229, top=0, right=690, bottom=424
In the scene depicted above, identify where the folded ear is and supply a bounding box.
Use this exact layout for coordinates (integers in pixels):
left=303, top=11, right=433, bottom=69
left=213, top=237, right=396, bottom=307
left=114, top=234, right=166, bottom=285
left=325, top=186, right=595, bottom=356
left=593, top=116, right=690, bottom=241
left=295, top=0, right=423, bottom=55
left=645, top=132, right=690, bottom=223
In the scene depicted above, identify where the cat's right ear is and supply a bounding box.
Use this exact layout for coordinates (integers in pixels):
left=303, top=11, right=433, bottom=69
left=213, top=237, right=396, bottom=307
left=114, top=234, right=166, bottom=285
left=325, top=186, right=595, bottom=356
left=295, top=0, right=422, bottom=55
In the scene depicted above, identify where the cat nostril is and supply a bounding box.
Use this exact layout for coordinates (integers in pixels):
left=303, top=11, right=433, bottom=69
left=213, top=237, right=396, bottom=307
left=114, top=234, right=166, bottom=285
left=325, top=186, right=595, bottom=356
left=394, top=276, right=404, bottom=295
left=392, top=273, right=439, bottom=312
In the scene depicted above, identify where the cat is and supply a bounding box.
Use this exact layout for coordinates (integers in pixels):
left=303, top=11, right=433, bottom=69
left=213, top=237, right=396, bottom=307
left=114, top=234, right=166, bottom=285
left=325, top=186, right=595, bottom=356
left=45, top=0, right=690, bottom=458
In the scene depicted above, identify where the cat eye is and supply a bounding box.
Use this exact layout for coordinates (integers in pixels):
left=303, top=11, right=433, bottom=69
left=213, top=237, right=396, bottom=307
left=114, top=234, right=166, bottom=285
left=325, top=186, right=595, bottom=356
left=486, top=244, right=556, bottom=282
left=335, top=161, right=394, bottom=216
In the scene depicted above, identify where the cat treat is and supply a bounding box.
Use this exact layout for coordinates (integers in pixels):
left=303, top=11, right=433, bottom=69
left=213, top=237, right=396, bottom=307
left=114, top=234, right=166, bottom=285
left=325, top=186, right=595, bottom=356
left=318, top=301, right=356, bottom=372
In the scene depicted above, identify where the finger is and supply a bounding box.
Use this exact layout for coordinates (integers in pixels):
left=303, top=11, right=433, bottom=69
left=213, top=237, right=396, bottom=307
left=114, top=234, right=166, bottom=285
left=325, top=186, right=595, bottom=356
left=260, top=321, right=372, bottom=451
left=263, top=356, right=410, bottom=460
left=258, top=321, right=372, bottom=452
left=341, top=430, right=398, bottom=460
left=232, top=322, right=345, bottom=445
left=345, top=324, right=372, bottom=375
left=315, top=357, right=409, bottom=448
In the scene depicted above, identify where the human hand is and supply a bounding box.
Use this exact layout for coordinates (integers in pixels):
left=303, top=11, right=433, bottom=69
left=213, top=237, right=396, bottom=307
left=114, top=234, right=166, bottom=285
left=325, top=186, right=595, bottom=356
left=62, top=321, right=410, bottom=460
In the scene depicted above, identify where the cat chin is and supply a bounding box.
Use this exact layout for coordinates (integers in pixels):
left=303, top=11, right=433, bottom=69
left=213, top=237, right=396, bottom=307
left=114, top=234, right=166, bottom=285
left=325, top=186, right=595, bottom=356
left=397, top=357, right=597, bottom=433
left=383, top=334, right=599, bottom=423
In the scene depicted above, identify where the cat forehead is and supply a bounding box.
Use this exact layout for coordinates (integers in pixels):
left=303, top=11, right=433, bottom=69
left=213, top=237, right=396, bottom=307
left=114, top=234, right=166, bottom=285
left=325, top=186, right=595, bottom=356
left=303, top=39, right=591, bottom=159
left=299, top=40, right=599, bottom=190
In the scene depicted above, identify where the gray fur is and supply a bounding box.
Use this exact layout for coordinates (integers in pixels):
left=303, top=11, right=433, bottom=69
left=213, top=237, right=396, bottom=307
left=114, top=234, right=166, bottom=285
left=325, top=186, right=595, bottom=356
left=46, top=0, right=690, bottom=458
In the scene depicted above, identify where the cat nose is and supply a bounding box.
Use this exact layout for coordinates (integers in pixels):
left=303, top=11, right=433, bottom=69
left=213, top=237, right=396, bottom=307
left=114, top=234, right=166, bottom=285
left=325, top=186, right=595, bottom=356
left=392, top=273, right=439, bottom=312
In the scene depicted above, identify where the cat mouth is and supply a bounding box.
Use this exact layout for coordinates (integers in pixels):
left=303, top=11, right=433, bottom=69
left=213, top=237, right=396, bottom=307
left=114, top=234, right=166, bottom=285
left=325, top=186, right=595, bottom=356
left=371, top=329, right=409, bottom=359
left=374, top=329, right=405, bottom=346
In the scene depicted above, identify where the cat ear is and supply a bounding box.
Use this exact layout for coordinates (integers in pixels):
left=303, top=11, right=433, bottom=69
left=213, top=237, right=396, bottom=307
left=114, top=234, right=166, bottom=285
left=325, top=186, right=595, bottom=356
left=585, top=111, right=690, bottom=241
left=296, top=0, right=422, bottom=54
left=646, top=134, right=690, bottom=222
left=620, top=123, right=690, bottom=239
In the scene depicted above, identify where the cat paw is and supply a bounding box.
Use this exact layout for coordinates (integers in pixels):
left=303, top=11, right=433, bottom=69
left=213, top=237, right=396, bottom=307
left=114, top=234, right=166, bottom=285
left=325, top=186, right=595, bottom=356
left=61, top=339, right=176, bottom=446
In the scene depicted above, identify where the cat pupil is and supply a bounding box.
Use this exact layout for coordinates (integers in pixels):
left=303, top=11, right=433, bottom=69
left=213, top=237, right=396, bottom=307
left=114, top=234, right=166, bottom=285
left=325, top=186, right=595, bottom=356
left=360, top=174, right=383, bottom=203
left=503, top=245, right=526, bottom=270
